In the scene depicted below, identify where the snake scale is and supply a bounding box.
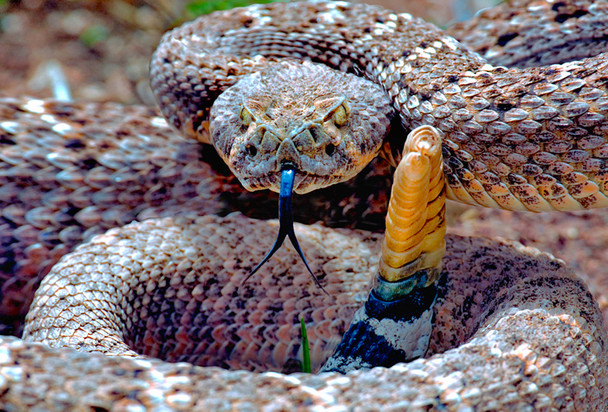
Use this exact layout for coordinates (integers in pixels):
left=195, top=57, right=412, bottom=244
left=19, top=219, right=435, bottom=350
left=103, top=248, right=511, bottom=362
left=1, top=0, right=608, bottom=409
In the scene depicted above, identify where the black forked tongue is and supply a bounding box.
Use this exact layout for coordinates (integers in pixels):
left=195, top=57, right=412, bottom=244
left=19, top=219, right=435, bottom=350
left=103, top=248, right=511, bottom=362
left=243, top=165, right=327, bottom=293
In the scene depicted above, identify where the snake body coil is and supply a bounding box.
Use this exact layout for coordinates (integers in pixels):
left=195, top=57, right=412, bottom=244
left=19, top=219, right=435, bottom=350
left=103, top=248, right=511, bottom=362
left=151, top=0, right=608, bottom=211
left=1, top=0, right=608, bottom=409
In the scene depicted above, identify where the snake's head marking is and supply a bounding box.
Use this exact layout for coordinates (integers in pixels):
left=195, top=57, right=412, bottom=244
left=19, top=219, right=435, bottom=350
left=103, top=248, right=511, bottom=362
left=210, top=61, right=394, bottom=194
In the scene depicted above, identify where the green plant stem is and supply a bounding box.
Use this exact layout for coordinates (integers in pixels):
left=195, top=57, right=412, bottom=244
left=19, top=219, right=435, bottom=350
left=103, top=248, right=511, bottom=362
left=300, top=317, right=311, bottom=373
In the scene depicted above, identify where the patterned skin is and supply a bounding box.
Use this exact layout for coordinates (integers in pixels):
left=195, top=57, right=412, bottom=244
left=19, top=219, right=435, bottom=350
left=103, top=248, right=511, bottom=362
left=1, top=0, right=608, bottom=409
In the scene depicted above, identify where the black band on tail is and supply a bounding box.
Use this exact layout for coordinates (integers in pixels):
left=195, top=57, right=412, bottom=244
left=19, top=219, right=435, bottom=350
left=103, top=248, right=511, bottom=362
left=321, top=284, right=438, bottom=373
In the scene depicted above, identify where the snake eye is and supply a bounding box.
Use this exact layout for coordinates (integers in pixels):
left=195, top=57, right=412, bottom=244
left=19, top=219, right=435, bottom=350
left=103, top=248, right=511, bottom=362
left=332, top=101, right=351, bottom=127
left=240, top=107, right=253, bottom=126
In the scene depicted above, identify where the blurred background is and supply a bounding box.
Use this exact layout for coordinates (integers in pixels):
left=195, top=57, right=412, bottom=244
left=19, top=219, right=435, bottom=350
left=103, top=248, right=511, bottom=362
left=0, top=0, right=497, bottom=104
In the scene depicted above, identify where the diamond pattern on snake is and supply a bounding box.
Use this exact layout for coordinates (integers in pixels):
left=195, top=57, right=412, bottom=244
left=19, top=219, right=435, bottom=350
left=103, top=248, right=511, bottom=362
left=1, top=0, right=607, bottom=410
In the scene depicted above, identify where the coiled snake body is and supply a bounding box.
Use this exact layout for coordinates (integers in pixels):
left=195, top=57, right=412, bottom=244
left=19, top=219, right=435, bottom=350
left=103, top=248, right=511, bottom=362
left=151, top=0, right=608, bottom=212
left=1, top=0, right=608, bottom=410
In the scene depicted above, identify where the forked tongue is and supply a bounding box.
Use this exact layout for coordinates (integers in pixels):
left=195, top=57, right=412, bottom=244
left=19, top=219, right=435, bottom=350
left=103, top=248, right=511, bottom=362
left=243, top=165, right=326, bottom=292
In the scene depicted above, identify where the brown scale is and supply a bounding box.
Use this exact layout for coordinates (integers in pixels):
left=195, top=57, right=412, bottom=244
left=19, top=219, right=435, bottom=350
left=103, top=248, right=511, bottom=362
left=2, top=0, right=608, bottom=408
left=0, top=99, right=232, bottom=333
left=151, top=1, right=608, bottom=214
left=16, top=215, right=608, bottom=409
left=0, top=97, right=394, bottom=334
left=23, top=214, right=376, bottom=372
left=450, top=0, right=608, bottom=68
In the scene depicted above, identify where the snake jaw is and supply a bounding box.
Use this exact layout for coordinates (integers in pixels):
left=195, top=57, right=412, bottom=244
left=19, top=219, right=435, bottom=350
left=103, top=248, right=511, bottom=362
left=219, top=120, right=375, bottom=194
left=243, top=165, right=327, bottom=292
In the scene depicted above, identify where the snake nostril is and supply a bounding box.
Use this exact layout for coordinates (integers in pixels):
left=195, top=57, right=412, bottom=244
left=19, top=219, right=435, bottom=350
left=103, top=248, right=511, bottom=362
left=325, top=143, right=335, bottom=156
left=246, top=144, right=258, bottom=156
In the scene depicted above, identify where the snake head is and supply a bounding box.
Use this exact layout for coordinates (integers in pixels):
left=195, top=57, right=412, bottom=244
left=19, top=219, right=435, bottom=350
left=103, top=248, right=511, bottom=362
left=210, top=61, right=394, bottom=194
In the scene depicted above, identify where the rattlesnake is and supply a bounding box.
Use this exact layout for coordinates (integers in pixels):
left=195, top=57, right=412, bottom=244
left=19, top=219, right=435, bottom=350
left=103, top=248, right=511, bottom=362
left=1, top=0, right=608, bottom=409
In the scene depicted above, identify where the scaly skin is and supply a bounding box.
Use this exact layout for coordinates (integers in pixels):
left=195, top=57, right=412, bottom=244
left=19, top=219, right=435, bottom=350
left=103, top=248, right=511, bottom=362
left=7, top=216, right=608, bottom=410
left=0, top=98, right=393, bottom=334
left=1, top=0, right=608, bottom=409
left=151, top=0, right=608, bottom=212
left=13, top=127, right=608, bottom=407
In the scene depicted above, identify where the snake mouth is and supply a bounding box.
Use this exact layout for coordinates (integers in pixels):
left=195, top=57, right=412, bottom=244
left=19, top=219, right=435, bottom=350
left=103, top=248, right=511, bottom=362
left=240, top=171, right=338, bottom=194
left=235, top=155, right=354, bottom=194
